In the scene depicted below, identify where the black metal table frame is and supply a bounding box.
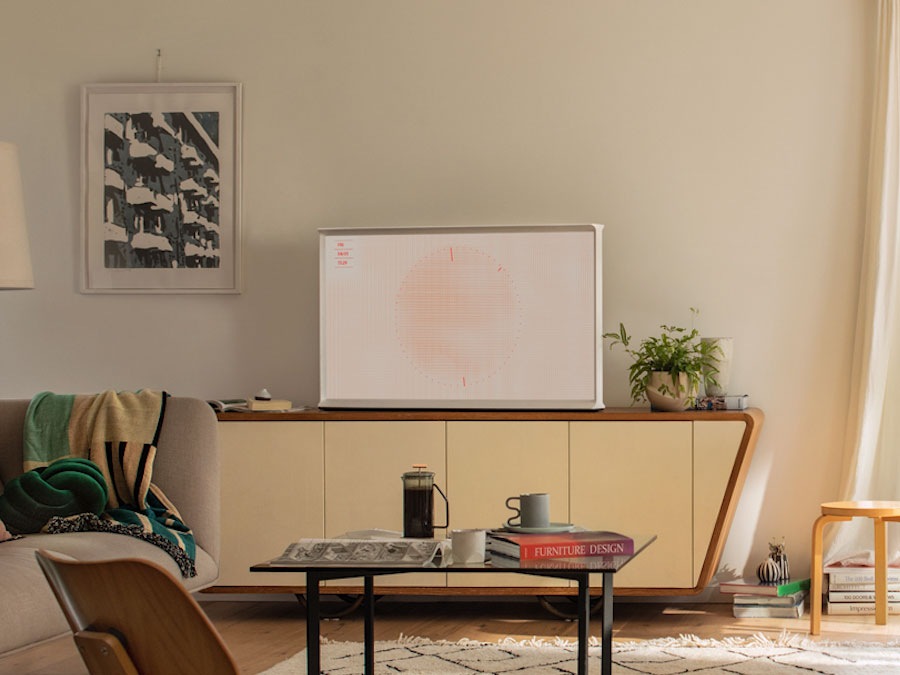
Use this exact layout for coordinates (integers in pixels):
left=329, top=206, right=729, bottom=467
left=252, top=564, right=620, bottom=675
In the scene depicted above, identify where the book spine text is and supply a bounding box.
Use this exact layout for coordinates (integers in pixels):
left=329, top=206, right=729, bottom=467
left=523, top=540, right=634, bottom=559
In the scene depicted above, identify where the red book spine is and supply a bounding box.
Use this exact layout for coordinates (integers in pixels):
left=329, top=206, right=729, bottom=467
left=518, top=537, right=634, bottom=559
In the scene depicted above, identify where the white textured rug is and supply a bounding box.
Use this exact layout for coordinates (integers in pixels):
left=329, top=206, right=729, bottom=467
left=259, top=633, right=900, bottom=674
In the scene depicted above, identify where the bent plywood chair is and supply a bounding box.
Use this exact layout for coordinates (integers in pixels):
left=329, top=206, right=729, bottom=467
left=35, top=549, right=240, bottom=675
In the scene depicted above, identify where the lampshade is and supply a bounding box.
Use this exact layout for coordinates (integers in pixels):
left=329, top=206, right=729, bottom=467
left=0, top=142, right=34, bottom=289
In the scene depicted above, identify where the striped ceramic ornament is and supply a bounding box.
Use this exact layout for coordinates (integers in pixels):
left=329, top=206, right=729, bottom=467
left=756, top=539, right=790, bottom=583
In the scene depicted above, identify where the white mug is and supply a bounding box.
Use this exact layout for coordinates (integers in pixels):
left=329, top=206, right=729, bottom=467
left=505, top=493, right=551, bottom=529
left=451, top=529, right=486, bottom=564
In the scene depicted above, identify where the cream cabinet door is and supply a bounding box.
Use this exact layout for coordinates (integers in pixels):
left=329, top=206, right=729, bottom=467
left=218, top=421, right=324, bottom=586
left=324, top=421, right=446, bottom=588
left=693, top=420, right=745, bottom=583
left=570, top=421, right=692, bottom=589
left=446, top=421, right=569, bottom=587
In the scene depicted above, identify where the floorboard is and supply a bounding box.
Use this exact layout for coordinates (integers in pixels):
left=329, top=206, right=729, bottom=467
left=1, top=597, right=898, bottom=674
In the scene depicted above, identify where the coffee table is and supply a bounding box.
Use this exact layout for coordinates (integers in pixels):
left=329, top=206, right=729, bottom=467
left=251, top=534, right=655, bottom=675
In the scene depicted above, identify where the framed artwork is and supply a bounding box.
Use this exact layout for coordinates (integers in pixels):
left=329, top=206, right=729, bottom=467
left=81, top=83, right=242, bottom=293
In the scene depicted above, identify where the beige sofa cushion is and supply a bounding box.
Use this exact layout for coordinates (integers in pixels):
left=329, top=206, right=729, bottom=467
left=0, top=533, right=217, bottom=655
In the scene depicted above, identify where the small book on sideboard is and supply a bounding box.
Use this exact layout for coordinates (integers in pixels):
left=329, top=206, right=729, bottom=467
left=248, top=398, right=293, bottom=411
left=207, top=398, right=249, bottom=412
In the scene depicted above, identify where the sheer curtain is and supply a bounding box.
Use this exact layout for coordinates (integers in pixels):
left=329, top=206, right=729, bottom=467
left=826, top=0, right=900, bottom=566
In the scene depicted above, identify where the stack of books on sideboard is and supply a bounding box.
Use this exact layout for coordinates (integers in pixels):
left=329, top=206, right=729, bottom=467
left=719, top=577, right=810, bottom=618
left=824, top=564, right=900, bottom=615
left=487, top=530, right=634, bottom=568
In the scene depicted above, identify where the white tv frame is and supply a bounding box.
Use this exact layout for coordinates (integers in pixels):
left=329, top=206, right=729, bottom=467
left=319, top=223, right=603, bottom=410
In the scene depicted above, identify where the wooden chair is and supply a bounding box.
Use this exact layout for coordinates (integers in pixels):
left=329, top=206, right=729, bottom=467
left=810, top=500, right=900, bottom=635
left=35, top=549, right=240, bottom=675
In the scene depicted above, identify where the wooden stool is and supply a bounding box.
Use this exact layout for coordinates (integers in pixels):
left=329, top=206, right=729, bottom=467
left=810, top=500, right=900, bottom=635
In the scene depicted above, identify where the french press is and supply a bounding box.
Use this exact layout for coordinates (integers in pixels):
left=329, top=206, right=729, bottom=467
left=401, top=464, right=449, bottom=538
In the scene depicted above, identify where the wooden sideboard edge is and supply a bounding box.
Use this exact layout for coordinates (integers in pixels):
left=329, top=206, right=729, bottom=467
left=693, top=408, right=765, bottom=590
left=218, top=407, right=764, bottom=422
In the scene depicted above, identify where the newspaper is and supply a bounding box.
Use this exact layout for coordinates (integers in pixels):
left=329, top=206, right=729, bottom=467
left=274, top=538, right=448, bottom=567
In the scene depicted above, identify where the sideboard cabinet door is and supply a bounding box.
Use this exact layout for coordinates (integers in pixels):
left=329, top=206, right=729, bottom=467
left=570, top=421, right=693, bottom=589
left=218, top=421, right=325, bottom=586
left=324, top=421, right=446, bottom=588
left=446, top=421, right=569, bottom=587
left=693, top=420, right=746, bottom=584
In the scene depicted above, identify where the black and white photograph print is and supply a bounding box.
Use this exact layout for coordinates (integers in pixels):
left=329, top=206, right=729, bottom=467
left=103, top=110, right=222, bottom=270
left=81, top=83, right=242, bottom=293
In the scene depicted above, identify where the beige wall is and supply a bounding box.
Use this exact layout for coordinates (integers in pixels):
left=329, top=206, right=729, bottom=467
left=0, top=1, right=875, bottom=588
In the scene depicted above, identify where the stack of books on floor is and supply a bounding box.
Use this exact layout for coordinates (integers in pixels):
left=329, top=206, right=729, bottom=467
left=719, top=577, right=810, bottom=618
left=824, top=564, right=900, bottom=615
left=487, top=530, right=634, bottom=568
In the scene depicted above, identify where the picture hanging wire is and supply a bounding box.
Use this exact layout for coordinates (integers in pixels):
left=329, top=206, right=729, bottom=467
left=156, top=49, right=163, bottom=82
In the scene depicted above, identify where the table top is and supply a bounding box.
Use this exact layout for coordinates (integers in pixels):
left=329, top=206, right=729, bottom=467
left=821, top=501, right=900, bottom=517
left=251, top=535, right=656, bottom=577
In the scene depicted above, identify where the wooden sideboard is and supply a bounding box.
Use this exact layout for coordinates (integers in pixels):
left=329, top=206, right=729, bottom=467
left=207, top=408, right=763, bottom=598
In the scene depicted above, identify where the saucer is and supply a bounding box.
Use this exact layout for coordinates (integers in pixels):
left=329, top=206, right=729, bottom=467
left=501, top=522, right=575, bottom=534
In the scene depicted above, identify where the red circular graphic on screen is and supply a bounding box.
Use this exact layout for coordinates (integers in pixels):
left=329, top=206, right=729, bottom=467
left=395, top=246, right=522, bottom=388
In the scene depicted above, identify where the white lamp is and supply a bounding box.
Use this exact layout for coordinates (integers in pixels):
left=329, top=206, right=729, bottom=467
left=0, top=141, right=34, bottom=289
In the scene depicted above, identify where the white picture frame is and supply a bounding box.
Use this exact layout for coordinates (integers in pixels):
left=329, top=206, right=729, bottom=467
left=80, top=83, right=242, bottom=293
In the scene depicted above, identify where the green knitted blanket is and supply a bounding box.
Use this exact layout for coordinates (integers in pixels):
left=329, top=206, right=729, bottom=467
left=3, top=390, right=197, bottom=577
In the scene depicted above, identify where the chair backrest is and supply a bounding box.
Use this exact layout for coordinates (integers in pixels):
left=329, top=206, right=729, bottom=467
left=35, top=549, right=240, bottom=675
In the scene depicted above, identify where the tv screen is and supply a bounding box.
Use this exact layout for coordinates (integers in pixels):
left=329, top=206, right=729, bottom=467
left=319, top=223, right=603, bottom=409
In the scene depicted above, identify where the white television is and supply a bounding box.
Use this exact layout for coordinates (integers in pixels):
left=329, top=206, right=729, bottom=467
left=319, top=223, right=603, bottom=409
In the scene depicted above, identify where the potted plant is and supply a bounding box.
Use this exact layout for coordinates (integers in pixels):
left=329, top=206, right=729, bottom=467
left=603, top=309, right=722, bottom=411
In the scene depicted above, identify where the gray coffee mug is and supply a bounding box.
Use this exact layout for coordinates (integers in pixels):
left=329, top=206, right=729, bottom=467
left=505, top=492, right=550, bottom=529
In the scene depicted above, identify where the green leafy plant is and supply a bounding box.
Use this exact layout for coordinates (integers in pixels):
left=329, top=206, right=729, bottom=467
left=603, top=308, right=721, bottom=405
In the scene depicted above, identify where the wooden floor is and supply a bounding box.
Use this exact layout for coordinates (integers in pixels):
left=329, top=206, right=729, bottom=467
left=2, top=596, right=899, bottom=675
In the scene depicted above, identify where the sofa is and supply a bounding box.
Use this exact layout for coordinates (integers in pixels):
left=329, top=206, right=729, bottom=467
left=0, top=396, right=221, bottom=656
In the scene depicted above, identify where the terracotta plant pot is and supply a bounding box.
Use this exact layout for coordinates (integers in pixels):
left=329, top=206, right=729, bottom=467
left=646, top=372, right=696, bottom=411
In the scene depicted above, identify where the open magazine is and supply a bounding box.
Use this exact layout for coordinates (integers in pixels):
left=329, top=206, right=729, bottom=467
left=274, top=538, right=449, bottom=567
